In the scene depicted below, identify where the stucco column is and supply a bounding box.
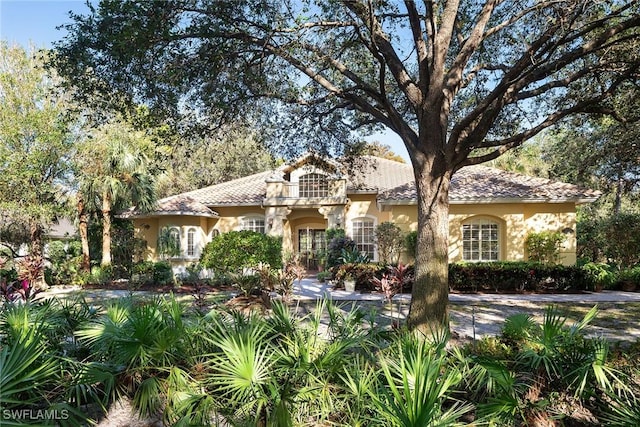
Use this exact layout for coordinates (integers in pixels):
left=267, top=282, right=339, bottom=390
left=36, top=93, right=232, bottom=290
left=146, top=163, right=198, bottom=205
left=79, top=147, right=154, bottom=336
left=266, top=206, right=291, bottom=236
left=319, top=205, right=345, bottom=229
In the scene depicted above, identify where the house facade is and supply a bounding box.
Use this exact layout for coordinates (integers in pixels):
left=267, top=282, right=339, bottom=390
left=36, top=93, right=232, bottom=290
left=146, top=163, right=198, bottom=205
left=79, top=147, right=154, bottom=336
left=122, top=154, right=600, bottom=272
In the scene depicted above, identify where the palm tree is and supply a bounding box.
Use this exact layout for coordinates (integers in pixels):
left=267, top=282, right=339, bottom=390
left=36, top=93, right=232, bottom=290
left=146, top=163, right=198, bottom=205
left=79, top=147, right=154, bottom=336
left=75, top=120, right=156, bottom=268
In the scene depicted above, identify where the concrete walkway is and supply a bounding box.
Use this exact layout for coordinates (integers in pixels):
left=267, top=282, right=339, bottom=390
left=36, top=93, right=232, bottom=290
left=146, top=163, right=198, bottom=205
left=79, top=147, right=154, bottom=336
left=294, top=278, right=640, bottom=303
left=42, top=279, right=640, bottom=343
left=293, top=279, right=640, bottom=343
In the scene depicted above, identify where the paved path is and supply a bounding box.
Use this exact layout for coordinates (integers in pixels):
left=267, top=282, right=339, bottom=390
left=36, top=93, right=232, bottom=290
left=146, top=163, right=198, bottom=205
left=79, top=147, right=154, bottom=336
left=292, top=279, right=640, bottom=343
left=43, top=279, right=640, bottom=343
left=293, top=278, right=640, bottom=303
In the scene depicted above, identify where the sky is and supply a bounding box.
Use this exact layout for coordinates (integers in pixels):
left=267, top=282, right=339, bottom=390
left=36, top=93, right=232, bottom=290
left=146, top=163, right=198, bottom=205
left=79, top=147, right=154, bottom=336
left=0, top=0, right=409, bottom=161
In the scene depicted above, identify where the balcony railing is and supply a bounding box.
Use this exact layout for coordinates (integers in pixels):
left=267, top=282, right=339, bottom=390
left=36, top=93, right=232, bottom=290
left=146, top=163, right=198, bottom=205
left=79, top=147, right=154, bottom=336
left=264, top=179, right=347, bottom=205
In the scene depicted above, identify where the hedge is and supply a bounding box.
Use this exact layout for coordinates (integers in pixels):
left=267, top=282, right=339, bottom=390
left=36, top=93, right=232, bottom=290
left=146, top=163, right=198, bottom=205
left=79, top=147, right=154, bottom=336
left=448, top=262, right=590, bottom=293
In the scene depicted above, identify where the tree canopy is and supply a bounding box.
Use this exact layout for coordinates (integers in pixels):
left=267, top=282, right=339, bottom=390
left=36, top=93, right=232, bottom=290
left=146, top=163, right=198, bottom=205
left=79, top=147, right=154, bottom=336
left=54, top=0, right=640, bottom=333
left=0, top=43, right=77, bottom=257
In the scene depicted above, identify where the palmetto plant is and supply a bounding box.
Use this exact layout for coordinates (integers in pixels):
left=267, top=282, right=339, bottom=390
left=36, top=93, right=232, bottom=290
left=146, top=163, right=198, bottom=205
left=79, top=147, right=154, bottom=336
left=463, top=305, right=629, bottom=425
left=75, top=295, right=199, bottom=419
left=200, top=299, right=370, bottom=426
left=0, top=299, right=116, bottom=425
left=370, top=333, right=472, bottom=427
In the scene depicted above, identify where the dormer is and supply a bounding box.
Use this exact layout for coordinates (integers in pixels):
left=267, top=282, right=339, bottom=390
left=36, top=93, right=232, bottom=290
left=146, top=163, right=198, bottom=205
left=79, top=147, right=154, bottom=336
left=263, top=154, right=348, bottom=207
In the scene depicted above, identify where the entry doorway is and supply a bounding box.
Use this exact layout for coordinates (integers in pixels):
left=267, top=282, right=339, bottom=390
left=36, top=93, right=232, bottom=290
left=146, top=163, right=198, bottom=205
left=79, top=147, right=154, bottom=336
left=298, top=228, right=327, bottom=271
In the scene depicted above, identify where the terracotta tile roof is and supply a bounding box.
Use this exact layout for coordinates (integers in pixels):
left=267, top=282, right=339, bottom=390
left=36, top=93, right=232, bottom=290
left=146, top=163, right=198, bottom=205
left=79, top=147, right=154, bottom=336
left=181, top=170, right=273, bottom=206
left=120, top=195, right=218, bottom=218
left=378, top=162, right=601, bottom=204
left=348, top=156, right=415, bottom=192
left=141, top=155, right=599, bottom=211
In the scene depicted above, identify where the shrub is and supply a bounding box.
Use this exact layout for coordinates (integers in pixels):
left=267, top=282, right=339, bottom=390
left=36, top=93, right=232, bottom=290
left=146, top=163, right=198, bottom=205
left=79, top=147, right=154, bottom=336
left=88, top=265, right=113, bottom=285
left=602, top=213, right=640, bottom=267
left=153, top=261, right=174, bottom=286
left=375, top=221, right=404, bottom=264
left=404, top=230, right=418, bottom=261
left=525, top=231, right=565, bottom=264
left=578, top=212, right=640, bottom=267
left=325, top=233, right=356, bottom=269
left=448, top=262, right=590, bottom=293
left=617, top=266, right=640, bottom=291
left=581, top=262, right=617, bottom=291
left=201, top=231, right=282, bottom=273
left=333, top=262, right=384, bottom=291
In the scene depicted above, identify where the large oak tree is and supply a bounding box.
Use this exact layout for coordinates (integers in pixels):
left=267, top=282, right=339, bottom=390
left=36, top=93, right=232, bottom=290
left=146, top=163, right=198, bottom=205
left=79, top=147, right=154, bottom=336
left=54, top=0, right=640, bottom=334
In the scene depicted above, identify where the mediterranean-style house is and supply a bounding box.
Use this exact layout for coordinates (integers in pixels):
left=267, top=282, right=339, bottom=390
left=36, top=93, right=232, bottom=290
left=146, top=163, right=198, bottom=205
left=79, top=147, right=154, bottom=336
left=122, top=154, right=600, bottom=273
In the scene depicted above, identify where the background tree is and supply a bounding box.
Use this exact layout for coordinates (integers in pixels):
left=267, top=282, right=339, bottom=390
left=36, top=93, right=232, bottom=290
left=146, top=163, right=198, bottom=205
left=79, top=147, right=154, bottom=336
left=54, top=1, right=640, bottom=334
left=544, top=118, right=640, bottom=215
left=75, top=119, right=156, bottom=268
left=155, top=125, right=277, bottom=197
left=351, top=141, right=406, bottom=163
left=0, top=42, right=76, bottom=260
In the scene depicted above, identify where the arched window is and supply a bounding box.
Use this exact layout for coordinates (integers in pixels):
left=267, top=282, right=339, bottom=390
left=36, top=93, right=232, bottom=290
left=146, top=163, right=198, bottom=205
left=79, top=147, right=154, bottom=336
left=186, top=228, right=197, bottom=257
left=241, top=216, right=266, bottom=233
left=158, top=226, right=181, bottom=258
left=352, top=217, right=376, bottom=260
left=299, top=173, right=329, bottom=198
left=462, top=219, right=500, bottom=261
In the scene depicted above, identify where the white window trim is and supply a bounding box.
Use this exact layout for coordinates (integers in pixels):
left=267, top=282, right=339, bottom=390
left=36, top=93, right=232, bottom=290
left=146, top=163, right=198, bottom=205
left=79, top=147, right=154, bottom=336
left=349, top=215, right=377, bottom=261
left=462, top=217, right=501, bottom=262
left=239, top=215, right=266, bottom=234
left=186, top=227, right=199, bottom=259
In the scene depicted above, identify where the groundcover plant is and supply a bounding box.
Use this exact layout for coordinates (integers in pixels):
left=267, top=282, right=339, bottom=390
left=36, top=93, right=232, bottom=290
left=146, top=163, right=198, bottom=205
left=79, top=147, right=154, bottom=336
left=1, top=295, right=638, bottom=426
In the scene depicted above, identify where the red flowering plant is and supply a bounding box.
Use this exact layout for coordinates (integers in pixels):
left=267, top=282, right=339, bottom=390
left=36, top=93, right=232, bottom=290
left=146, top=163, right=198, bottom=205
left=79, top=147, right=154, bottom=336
left=0, top=255, right=44, bottom=303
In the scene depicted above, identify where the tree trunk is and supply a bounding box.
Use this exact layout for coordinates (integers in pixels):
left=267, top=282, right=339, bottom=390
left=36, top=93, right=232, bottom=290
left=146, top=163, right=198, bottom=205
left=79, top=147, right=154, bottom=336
left=613, top=178, right=623, bottom=215
left=29, top=221, right=44, bottom=259
left=406, top=157, right=452, bottom=336
left=101, top=191, right=112, bottom=267
left=29, top=221, right=46, bottom=287
left=77, top=196, right=91, bottom=272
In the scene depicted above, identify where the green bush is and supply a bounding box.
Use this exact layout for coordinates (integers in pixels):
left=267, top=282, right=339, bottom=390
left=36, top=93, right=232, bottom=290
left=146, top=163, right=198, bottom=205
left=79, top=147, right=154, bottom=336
left=153, top=261, right=174, bottom=286
left=404, top=230, right=418, bottom=261
left=130, top=261, right=174, bottom=286
left=581, top=262, right=617, bottom=291
left=88, top=265, right=113, bottom=285
left=602, top=213, right=640, bottom=267
left=525, top=231, right=565, bottom=264
left=200, top=230, right=282, bottom=273
left=326, top=235, right=356, bottom=268
left=449, top=261, right=590, bottom=293
left=578, top=212, right=640, bottom=267
left=333, top=262, right=384, bottom=291
left=46, top=240, right=83, bottom=286
left=375, top=221, right=404, bottom=264
left=618, top=266, right=640, bottom=290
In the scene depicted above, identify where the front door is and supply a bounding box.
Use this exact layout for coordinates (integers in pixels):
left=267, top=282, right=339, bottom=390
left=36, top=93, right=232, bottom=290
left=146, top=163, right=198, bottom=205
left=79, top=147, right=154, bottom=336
left=298, top=228, right=326, bottom=270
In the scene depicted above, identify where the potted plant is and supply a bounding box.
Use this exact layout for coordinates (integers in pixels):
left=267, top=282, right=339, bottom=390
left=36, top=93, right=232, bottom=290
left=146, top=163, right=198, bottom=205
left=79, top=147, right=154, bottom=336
left=618, top=267, right=639, bottom=292
left=316, top=270, right=331, bottom=283
left=343, top=273, right=356, bottom=292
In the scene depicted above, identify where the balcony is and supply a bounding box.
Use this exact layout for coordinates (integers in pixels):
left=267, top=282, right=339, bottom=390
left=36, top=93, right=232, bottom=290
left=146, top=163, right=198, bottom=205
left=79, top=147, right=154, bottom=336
left=263, top=179, right=348, bottom=207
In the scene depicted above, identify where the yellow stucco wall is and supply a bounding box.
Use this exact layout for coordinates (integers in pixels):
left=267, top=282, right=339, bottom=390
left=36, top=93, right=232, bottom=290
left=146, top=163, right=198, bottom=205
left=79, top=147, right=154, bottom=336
left=390, top=202, right=577, bottom=265
left=133, top=215, right=215, bottom=269
left=132, top=199, right=578, bottom=266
